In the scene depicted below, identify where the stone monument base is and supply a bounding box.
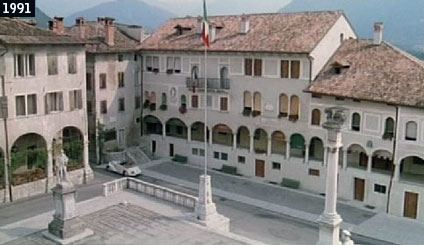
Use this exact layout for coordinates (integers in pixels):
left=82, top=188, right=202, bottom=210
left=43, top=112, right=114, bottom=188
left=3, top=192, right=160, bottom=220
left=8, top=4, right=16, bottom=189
left=43, top=228, right=93, bottom=245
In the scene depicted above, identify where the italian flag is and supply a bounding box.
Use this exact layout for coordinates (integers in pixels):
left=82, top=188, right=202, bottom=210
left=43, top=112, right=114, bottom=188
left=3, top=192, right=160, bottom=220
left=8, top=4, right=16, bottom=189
left=201, top=0, right=210, bottom=48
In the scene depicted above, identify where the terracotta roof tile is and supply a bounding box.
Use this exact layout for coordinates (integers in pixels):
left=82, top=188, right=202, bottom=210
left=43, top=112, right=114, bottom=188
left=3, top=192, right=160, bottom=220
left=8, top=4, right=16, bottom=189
left=308, top=39, right=424, bottom=108
left=0, top=18, right=85, bottom=45
left=140, top=11, right=343, bottom=53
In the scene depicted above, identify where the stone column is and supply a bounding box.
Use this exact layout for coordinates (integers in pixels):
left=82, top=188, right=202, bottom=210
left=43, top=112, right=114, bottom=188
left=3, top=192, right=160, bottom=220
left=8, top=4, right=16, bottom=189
left=286, top=141, right=290, bottom=159
left=47, top=146, right=54, bottom=188
left=393, top=163, right=400, bottom=182
left=304, top=144, right=309, bottom=164
left=342, top=149, right=348, bottom=170
left=187, top=128, right=192, bottom=143
left=209, top=130, right=213, bottom=145
left=233, top=134, right=237, bottom=150
left=317, top=107, right=349, bottom=245
left=162, top=127, right=166, bottom=139
left=83, top=136, right=93, bottom=183
left=249, top=134, right=254, bottom=153
left=267, top=137, right=272, bottom=156
left=323, top=147, right=328, bottom=166
left=367, top=154, right=372, bottom=173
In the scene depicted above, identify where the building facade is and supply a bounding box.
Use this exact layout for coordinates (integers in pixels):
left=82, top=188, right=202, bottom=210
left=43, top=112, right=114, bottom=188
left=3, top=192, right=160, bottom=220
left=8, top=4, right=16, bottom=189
left=139, top=11, right=424, bottom=221
left=66, top=17, right=145, bottom=164
left=0, top=18, right=93, bottom=202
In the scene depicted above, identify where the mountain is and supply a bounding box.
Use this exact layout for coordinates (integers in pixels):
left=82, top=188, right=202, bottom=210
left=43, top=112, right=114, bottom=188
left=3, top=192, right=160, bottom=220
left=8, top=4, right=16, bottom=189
left=280, top=0, right=424, bottom=58
left=65, top=0, right=175, bottom=31
left=21, top=7, right=51, bottom=29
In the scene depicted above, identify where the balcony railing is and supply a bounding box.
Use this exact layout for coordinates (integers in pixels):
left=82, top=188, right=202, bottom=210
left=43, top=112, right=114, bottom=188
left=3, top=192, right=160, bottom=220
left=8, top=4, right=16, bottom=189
left=186, top=77, right=230, bottom=91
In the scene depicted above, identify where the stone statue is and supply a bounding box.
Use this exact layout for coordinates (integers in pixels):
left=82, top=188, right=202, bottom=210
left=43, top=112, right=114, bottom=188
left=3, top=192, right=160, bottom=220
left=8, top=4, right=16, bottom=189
left=54, top=149, right=69, bottom=183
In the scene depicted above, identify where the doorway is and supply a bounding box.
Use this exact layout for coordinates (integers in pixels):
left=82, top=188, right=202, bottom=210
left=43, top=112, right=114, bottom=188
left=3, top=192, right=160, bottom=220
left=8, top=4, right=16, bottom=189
left=151, top=140, right=156, bottom=154
left=404, top=192, right=418, bottom=219
left=354, top=178, right=365, bottom=201
left=255, top=159, right=265, bottom=178
left=169, top=143, right=174, bottom=157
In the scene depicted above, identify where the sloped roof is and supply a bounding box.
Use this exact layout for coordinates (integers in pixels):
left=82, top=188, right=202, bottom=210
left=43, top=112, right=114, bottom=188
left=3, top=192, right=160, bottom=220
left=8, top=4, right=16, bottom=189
left=66, top=21, right=140, bottom=53
left=140, top=11, right=344, bottom=53
left=0, top=18, right=85, bottom=45
left=307, top=39, right=424, bottom=108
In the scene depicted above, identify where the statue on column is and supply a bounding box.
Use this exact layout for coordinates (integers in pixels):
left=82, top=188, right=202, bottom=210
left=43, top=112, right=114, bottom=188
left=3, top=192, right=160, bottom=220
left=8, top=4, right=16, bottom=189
left=54, top=149, right=69, bottom=183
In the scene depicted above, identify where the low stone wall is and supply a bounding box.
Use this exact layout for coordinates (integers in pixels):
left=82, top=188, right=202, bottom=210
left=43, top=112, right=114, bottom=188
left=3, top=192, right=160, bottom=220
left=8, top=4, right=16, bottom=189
left=0, top=168, right=85, bottom=203
left=103, top=150, right=127, bottom=164
left=103, top=178, right=198, bottom=210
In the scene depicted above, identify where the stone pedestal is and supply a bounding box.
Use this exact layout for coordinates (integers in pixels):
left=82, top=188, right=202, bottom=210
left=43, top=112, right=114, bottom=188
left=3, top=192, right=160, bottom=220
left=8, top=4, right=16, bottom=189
left=43, top=181, right=93, bottom=244
left=193, top=175, right=230, bottom=232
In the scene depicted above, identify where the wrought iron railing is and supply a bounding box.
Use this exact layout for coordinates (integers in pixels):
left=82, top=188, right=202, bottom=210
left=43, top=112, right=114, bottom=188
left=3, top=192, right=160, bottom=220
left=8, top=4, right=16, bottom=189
left=186, top=77, right=230, bottom=90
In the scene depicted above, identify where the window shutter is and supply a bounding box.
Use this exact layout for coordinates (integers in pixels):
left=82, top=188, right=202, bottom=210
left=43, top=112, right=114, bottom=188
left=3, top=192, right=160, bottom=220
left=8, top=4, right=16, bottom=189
left=59, top=92, right=64, bottom=111
left=244, top=91, right=252, bottom=108
left=220, top=97, right=228, bottom=111
left=406, top=122, right=417, bottom=140
left=253, top=92, right=261, bottom=112
left=191, top=95, right=198, bottom=108
left=45, top=94, right=49, bottom=114
left=174, top=57, right=181, bottom=72
left=69, top=91, right=75, bottom=110
left=77, top=90, right=83, bottom=109
left=291, top=60, right=300, bottom=79
left=244, top=59, right=252, bottom=76
left=167, top=57, right=174, bottom=70
left=281, top=60, right=289, bottom=78
left=254, top=59, right=262, bottom=76
left=280, top=94, right=288, bottom=114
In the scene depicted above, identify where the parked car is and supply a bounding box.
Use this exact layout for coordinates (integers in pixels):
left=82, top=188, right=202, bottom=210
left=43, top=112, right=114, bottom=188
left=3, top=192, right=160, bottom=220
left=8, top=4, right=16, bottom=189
left=106, top=160, right=141, bottom=177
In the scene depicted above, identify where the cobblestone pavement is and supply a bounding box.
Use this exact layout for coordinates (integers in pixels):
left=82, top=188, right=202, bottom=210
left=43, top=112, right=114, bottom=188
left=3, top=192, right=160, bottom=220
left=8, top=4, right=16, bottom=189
left=147, top=162, right=375, bottom=225
left=5, top=203, right=248, bottom=245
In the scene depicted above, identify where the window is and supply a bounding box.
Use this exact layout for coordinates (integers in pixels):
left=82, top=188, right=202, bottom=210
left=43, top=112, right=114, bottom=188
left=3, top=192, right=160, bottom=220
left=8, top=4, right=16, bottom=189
left=199, top=149, right=205, bottom=156
left=152, top=56, right=159, bottom=72
left=118, top=72, right=125, bottom=88
left=351, top=113, right=361, bottom=131
left=86, top=73, right=92, bottom=91
left=281, top=60, right=289, bottom=78
left=27, top=54, right=35, bottom=76
left=192, top=148, right=199, bottom=155
left=99, top=74, right=107, bottom=89
left=146, top=56, right=152, bottom=71
left=340, top=33, right=344, bottom=43
left=69, top=90, right=83, bottom=110
left=134, top=54, right=138, bottom=61
left=104, top=129, right=117, bottom=142
left=166, top=57, right=174, bottom=73
left=220, top=97, right=228, bottom=111
left=45, top=92, right=63, bottom=113
left=191, top=95, right=199, bottom=108
left=118, top=98, right=125, bottom=112
left=181, top=95, right=187, bottom=106
left=238, top=156, right=245, bottom=164
left=47, top=53, right=58, bottom=75
left=289, top=95, right=300, bottom=120
left=279, top=94, right=288, bottom=117
left=174, top=57, right=181, bottom=73
left=27, top=94, right=37, bottom=115
left=161, top=93, right=167, bottom=105
left=253, top=92, right=261, bottom=114
left=374, top=184, right=386, bottom=194
left=221, top=153, right=228, bottom=161
left=207, top=95, right=212, bottom=108
left=244, top=91, right=252, bottom=109
left=87, top=100, right=92, bottom=114
left=191, top=66, right=199, bottom=80
left=100, top=100, right=107, bottom=114
left=118, top=54, right=124, bottom=62
left=383, top=117, right=395, bottom=139
left=67, top=53, right=77, bottom=74
left=311, top=109, right=321, bottom=126
left=244, top=58, right=252, bottom=76
left=213, top=151, right=220, bottom=159
left=291, top=60, right=300, bottom=79
left=14, top=54, right=35, bottom=77
left=254, top=59, right=262, bottom=76
left=272, top=162, right=281, bottom=170
left=405, top=121, right=417, bottom=141
left=15, top=95, right=26, bottom=116
left=309, top=169, right=320, bottom=176
left=135, top=96, right=141, bottom=109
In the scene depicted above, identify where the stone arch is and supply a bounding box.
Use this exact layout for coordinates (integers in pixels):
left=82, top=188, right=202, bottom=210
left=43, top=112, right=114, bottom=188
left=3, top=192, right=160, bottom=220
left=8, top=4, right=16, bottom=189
left=372, top=149, right=393, bottom=174
left=271, top=131, right=286, bottom=156
left=11, top=133, right=48, bottom=186
left=400, top=156, right=424, bottom=182
left=212, top=124, right=233, bottom=147
left=166, top=118, right=188, bottom=139
left=347, top=144, right=368, bottom=170
left=191, top=121, right=209, bottom=142
left=237, top=126, right=250, bottom=149
left=254, top=128, right=268, bottom=154
left=290, top=133, right=305, bottom=158
left=143, top=115, right=163, bottom=135
left=54, top=126, right=84, bottom=171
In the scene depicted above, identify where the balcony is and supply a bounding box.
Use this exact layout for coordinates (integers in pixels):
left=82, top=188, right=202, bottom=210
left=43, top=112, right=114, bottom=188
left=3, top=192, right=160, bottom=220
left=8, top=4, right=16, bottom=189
left=186, top=77, right=230, bottom=92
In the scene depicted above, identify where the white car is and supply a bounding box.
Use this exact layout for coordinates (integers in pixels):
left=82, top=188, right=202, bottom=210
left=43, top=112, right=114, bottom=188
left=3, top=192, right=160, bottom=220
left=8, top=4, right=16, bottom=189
left=106, top=160, right=141, bottom=177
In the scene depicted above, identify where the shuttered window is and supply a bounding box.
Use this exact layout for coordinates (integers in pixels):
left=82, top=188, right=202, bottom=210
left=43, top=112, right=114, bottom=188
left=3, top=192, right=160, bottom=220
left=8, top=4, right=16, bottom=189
left=100, top=100, right=107, bottom=114
left=174, top=57, right=181, bottom=73
left=27, top=94, right=37, bottom=115
left=244, top=91, right=252, bottom=108
left=279, top=94, right=288, bottom=115
left=311, top=109, right=321, bottom=126
left=118, top=72, right=125, bottom=88
left=281, top=60, right=289, bottom=78
left=220, top=97, right=228, bottom=111
left=244, top=58, right=252, bottom=76
left=191, top=95, right=199, bottom=108
left=351, top=113, right=361, bottom=131
left=254, top=59, right=262, bottom=76
left=146, top=56, right=152, bottom=71
left=405, top=121, right=418, bottom=141
left=99, top=73, right=107, bottom=89
left=69, top=90, right=82, bottom=110
left=15, top=96, right=26, bottom=116
left=47, top=54, right=58, bottom=75
left=45, top=92, right=63, bottom=113
left=67, top=53, right=77, bottom=74
left=118, top=98, right=125, bottom=112
left=291, top=60, right=300, bottom=79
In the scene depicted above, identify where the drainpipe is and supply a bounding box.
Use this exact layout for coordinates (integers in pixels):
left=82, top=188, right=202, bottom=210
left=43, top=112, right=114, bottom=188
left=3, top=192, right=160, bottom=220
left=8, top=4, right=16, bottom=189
left=386, top=105, right=399, bottom=213
left=308, top=55, right=314, bottom=84
left=0, top=41, right=11, bottom=202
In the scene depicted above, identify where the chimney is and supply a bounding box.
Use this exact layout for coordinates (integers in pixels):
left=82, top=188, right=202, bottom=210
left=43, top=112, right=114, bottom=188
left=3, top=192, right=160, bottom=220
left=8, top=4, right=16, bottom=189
left=76, top=17, right=86, bottom=39
left=373, top=22, right=383, bottom=45
left=240, top=14, right=249, bottom=34
left=49, top=17, right=64, bottom=34
left=196, top=16, right=202, bottom=34
left=104, top=17, right=115, bottom=46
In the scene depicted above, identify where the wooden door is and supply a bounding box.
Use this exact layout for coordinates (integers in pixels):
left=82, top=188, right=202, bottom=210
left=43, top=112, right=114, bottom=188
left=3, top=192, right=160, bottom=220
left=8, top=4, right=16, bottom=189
left=354, top=178, right=365, bottom=201
left=255, top=159, right=265, bottom=178
left=169, top=143, right=174, bottom=157
left=404, top=192, right=418, bottom=219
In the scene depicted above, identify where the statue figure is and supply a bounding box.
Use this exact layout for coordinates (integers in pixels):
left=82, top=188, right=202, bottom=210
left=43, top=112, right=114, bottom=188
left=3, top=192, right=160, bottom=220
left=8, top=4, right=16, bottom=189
left=54, top=149, right=69, bottom=183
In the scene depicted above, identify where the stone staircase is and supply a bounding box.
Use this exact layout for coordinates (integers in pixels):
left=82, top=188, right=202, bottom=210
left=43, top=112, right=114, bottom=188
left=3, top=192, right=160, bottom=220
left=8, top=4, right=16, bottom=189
left=126, top=146, right=151, bottom=165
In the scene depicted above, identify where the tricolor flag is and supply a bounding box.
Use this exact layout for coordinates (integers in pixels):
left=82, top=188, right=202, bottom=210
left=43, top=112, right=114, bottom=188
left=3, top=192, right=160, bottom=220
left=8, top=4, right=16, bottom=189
left=201, top=0, right=210, bottom=48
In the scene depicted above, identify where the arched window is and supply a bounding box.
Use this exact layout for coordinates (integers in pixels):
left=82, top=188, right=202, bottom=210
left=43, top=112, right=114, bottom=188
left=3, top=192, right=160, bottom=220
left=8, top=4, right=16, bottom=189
left=243, top=91, right=252, bottom=108
left=150, top=92, right=156, bottom=105
left=279, top=94, right=288, bottom=117
left=191, top=66, right=199, bottom=80
left=383, top=117, right=394, bottom=139
left=351, top=113, right=361, bottom=131
left=253, top=92, right=261, bottom=117
left=289, top=95, right=299, bottom=121
left=405, top=121, right=417, bottom=141
left=220, top=66, right=229, bottom=89
left=180, top=95, right=187, bottom=106
left=311, top=109, right=321, bottom=126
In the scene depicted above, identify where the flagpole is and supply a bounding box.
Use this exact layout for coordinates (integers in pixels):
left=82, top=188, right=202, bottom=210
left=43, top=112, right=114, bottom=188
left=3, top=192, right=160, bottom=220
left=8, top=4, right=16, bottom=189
left=204, top=43, right=208, bottom=177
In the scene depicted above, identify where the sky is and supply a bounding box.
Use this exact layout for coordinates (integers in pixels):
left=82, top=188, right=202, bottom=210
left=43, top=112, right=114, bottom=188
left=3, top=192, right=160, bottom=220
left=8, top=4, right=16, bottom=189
left=37, top=0, right=290, bottom=17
